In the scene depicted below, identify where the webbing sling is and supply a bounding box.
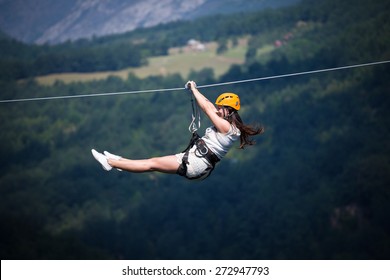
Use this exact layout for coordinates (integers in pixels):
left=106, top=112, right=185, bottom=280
left=176, top=132, right=200, bottom=179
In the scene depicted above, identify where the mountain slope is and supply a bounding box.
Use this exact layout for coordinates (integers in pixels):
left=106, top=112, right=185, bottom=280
left=0, top=0, right=300, bottom=44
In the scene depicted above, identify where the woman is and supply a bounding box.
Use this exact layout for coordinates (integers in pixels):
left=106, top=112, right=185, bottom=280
left=91, top=81, right=264, bottom=180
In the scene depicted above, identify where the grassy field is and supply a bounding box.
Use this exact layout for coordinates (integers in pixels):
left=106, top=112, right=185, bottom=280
left=35, top=38, right=274, bottom=86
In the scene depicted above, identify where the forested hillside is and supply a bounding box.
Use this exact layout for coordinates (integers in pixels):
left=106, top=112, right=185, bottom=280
left=0, top=1, right=302, bottom=81
left=1, top=0, right=390, bottom=259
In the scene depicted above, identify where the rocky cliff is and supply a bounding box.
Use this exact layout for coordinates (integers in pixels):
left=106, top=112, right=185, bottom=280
left=0, top=0, right=300, bottom=44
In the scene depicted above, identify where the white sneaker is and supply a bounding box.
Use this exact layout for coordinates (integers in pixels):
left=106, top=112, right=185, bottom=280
left=91, top=149, right=112, bottom=171
left=104, top=151, right=122, bottom=160
left=104, top=151, right=123, bottom=171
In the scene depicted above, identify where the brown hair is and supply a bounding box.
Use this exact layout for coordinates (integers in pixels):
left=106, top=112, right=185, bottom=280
left=225, top=107, right=264, bottom=149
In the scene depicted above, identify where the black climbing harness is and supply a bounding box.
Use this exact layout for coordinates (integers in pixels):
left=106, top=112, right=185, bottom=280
left=176, top=84, right=220, bottom=180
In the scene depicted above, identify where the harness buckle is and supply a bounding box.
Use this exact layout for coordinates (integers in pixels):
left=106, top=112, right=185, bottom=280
left=197, top=140, right=209, bottom=155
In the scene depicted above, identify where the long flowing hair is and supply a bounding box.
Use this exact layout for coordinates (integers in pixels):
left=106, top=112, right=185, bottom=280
left=225, top=107, right=264, bottom=149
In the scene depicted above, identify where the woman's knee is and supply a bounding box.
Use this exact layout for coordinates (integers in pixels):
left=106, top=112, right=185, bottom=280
left=148, top=158, right=160, bottom=171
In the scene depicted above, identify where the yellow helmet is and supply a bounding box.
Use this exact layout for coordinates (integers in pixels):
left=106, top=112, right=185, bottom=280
left=215, top=93, right=240, bottom=111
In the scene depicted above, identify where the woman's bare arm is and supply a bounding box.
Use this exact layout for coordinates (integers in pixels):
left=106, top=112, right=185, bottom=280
left=187, top=81, right=230, bottom=134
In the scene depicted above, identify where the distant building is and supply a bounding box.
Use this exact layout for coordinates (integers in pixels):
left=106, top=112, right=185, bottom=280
left=187, top=39, right=206, bottom=51
left=274, top=32, right=294, bottom=48
left=274, top=40, right=283, bottom=48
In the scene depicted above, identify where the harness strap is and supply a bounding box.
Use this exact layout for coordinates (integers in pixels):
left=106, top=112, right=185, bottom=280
left=176, top=133, right=220, bottom=180
left=181, top=132, right=200, bottom=153
left=176, top=132, right=199, bottom=178
left=194, top=139, right=220, bottom=165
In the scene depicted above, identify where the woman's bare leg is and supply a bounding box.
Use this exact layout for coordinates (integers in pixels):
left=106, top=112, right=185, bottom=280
left=107, top=155, right=180, bottom=174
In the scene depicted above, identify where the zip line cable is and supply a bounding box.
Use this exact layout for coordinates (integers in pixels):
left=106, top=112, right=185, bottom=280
left=0, top=59, right=389, bottom=104
left=196, top=60, right=390, bottom=89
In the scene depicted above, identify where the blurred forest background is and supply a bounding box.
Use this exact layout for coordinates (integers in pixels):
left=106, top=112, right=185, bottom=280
left=1, top=0, right=390, bottom=259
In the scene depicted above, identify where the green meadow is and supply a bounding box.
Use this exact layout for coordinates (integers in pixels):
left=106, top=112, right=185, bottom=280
left=35, top=38, right=273, bottom=85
